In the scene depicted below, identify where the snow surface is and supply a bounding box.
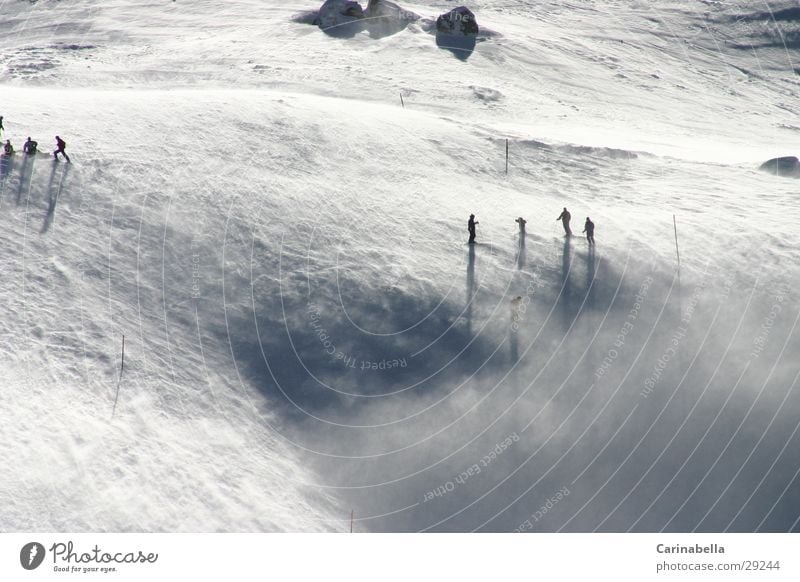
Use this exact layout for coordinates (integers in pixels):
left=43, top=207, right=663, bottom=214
left=0, top=0, right=799, bottom=532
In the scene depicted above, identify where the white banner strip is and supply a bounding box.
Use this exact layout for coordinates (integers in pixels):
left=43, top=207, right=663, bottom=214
left=1, top=533, right=797, bottom=581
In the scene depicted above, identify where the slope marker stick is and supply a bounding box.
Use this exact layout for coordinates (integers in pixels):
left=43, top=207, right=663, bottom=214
left=673, top=214, right=681, bottom=283
left=350, top=510, right=354, bottom=533
left=673, top=215, right=686, bottom=378
left=112, top=335, right=125, bottom=419
left=505, top=139, right=509, bottom=175
left=400, top=93, right=405, bottom=109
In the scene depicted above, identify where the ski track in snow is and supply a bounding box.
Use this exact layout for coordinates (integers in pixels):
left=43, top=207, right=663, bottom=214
left=0, top=0, right=799, bottom=532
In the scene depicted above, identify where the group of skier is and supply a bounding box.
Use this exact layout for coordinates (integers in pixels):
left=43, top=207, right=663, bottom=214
left=556, top=207, right=594, bottom=244
left=468, top=207, right=595, bottom=246
left=1, top=116, right=71, bottom=163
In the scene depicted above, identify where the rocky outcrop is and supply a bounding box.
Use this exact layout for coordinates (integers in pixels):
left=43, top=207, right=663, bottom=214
left=436, top=6, right=479, bottom=35
left=315, top=0, right=365, bottom=31
left=759, top=156, right=800, bottom=178
left=365, top=0, right=419, bottom=38
left=314, top=0, right=418, bottom=37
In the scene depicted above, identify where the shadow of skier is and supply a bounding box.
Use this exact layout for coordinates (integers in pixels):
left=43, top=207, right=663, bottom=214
left=42, top=162, right=69, bottom=234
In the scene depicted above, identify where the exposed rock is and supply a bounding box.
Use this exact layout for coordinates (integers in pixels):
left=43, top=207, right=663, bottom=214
left=364, top=0, right=419, bottom=38
left=313, top=0, right=418, bottom=38
left=759, top=156, right=800, bottom=177
left=315, top=0, right=365, bottom=31
left=436, top=6, right=479, bottom=36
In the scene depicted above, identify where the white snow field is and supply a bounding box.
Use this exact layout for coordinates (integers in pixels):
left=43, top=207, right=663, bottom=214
left=0, top=0, right=799, bottom=532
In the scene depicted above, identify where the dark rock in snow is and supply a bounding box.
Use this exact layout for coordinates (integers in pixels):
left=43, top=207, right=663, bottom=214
left=313, top=0, right=417, bottom=38
left=759, top=156, right=800, bottom=177
left=364, top=0, right=419, bottom=38
left=436, top=6, right=479, bottom=35
left=435, top=7, right=478, bottom=60
left=315, top=0, right=366, bottom=36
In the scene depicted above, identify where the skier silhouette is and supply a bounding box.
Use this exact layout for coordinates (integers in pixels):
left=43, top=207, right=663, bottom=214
left=468, top=214, right=479, bottom=244
left=3, top=140, right=13, bottom=156
left=53, top=136, right=70, bottom=163
left=515, top=217, right=527, bottom=234
left=556, top=207, right=572, bottom=236
left=0, top=116, right=4, bottom=136
left=23, top=137, right=37, bottom=155
left=583, top=217, right=595, bottom=245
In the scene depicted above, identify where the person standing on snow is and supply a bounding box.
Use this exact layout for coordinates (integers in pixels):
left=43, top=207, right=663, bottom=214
left=53, top=136, right=70, bottom=163
left=583, top=216, right=595, bottom=245
left=3, top=140, right=13, bottom=156
left=468, top=214, right=479, bottom=244
left=515, top=217, right=527, bottom=234
left=23, top=137, right=38, bottom=155
left=0, top=116, right=4, bottom=137
left=556, top=207, right=572, bottom=236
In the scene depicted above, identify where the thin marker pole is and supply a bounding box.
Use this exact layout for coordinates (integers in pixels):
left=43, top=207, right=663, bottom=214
left=673, top=214, right=681, bottom=283
left=400, top=93, right=405, bottom=109
left=505, top=139, right=509, bottom=175
left=350, top=510, right=354, bottom=533
left=112, top=335, right=125, bottom=418
left=673, top=215, right=686, bottom=394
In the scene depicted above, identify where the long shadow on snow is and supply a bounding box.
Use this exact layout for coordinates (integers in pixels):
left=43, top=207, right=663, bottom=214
left=228, top=286, right=503, bottom=426
left=435, top=32, right=476, bottom=61
left=0, top=155, right=13, bottom=183
left=16, top=155, right=36, bottom=205
left=41, top=161, right=69, bottom=234
left=226, top=237, right=636, bottom=429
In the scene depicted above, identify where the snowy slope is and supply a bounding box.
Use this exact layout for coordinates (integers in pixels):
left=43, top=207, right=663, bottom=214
left=0, top=0, right=799, bottom=532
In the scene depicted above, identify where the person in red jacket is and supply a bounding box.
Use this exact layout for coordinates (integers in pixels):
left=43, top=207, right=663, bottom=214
left=53, top=135, right=70, bottom=163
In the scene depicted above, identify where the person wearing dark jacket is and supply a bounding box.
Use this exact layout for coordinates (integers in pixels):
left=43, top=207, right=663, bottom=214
left=3, top=140, right=13, bottom=156
left=23, top=137, right=37, bottom=155
left=556, top=207, right=572, bottom=236
left=583, top=217, right=595, bottom=245
left=468, top=214, right=479, bottom=244
left=53, top=135, right=70, bottom=163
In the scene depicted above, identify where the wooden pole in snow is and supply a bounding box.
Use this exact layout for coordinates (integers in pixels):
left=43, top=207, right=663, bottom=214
left=505, top=139, right=509, bottom=175
left=350, top=509, right=354, bottom=533
left=400, top=93, right=405, bottom=109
